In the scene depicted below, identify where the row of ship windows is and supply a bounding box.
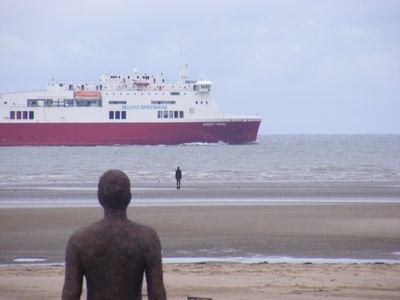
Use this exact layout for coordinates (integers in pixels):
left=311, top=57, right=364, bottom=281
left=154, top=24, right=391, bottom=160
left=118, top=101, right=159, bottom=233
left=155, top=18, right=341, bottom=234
left=109, top=111, right=126, bottom=120
left=8, top=110, right=185, bottom=121
left=9, top=111, right=34, bottom=120
left=108, top=100, right=176, bottom=105
left=109, top=110, right=185, bottom=120
left=22, top=98, right=200, bottom=107
left=108, top=100, right=205, bottom=106
left=109, top=75, right=153, bottom=80
left=157, top=110, right=184, bottom=119
left=27, top=99, right=101, bottom=107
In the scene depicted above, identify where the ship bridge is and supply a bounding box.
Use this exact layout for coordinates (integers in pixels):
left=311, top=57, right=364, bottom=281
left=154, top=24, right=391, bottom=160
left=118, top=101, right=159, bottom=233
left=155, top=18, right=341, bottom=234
left=193, top=80, right=212, bottom=93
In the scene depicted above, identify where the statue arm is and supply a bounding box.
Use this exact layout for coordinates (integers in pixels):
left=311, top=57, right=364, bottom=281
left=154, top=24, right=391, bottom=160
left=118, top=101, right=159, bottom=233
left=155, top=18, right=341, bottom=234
left=62, top=237, right=83, bottom=300
left=145, top=231, right=167, bottom=300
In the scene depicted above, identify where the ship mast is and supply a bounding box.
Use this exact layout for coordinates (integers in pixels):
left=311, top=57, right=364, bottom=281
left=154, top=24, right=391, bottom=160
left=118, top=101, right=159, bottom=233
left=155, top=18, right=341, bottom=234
left=178, top=42, right=188, bottom=83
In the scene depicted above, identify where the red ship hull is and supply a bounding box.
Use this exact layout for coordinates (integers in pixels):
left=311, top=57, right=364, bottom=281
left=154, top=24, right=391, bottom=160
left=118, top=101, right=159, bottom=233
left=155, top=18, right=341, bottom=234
left=0, top=121, right=261, bottom=146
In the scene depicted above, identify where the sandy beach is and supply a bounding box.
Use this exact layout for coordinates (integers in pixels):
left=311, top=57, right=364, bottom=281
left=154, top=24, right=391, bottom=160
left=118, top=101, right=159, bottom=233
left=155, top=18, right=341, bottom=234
left=0, top=202, right=400, bottom=299
left=1, top=262, right=400, bottom=299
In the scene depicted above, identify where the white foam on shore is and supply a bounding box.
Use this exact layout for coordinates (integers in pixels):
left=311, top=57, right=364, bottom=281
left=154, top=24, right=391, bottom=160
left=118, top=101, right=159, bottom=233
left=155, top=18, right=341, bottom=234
left=13, top=257, right=48, bottom=263
left=2, top=197, right=400, bottom=208
left=0, top=200, right=99, bottom=208
left=2, top=256, right=400, bottom=267
left=163, top=256, right=400, bottom=265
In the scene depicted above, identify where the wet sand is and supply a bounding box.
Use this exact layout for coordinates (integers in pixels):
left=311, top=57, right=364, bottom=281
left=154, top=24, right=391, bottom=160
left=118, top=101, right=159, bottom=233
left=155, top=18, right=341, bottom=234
left=1, top=181, right=399, bottom=204
left=1, top=263, right=399, bottom=300
left=1, top=204, right=400, bottom=263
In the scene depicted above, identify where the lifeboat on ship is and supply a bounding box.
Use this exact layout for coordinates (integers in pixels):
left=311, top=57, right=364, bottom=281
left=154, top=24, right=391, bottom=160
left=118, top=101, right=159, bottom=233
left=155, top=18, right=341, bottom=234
left=74, top=91, right=101, bottom=100
left=133, top=80, right=150, bottom=88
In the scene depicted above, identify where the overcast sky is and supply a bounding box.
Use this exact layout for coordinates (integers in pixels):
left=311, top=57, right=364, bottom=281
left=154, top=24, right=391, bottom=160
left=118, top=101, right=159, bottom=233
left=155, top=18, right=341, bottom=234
left=1, top=0, right=399, bottom=134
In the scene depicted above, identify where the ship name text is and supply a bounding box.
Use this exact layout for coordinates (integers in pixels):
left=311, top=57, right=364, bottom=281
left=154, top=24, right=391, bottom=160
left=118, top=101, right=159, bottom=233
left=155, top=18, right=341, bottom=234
left=122, top=104, right=168, bottom=110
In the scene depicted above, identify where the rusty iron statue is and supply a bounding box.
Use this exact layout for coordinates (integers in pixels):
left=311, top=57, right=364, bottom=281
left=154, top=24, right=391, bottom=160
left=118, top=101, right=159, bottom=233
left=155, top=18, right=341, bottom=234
left=62, top=169, right=166, bottom=300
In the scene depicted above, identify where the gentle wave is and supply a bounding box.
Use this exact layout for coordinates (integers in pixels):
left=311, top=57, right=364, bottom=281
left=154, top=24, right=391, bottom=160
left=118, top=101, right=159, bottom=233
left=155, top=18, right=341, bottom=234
left=0, top=135, right=399, bottom=185
left=4, top=256, right=400, bottom=266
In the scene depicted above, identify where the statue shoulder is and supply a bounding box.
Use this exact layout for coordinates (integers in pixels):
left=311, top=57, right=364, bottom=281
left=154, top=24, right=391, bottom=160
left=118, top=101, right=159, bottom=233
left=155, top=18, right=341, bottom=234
left=67, top=221, right=103, bottom=244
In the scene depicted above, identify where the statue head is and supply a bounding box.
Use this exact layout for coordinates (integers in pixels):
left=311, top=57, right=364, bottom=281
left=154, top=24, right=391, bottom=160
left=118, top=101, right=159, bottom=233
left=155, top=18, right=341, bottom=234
left=98, top=169, right=131, bottom=210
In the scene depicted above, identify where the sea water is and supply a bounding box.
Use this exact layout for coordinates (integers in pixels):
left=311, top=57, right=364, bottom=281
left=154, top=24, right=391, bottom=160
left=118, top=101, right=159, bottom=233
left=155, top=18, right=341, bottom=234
left=0, top=135, right=399, bottom=207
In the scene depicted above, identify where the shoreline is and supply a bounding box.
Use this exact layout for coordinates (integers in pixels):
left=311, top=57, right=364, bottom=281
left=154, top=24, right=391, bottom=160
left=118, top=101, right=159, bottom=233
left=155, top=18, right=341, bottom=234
left=1, top=180, right=399, bottom=208
left=1, top=263, right=400, bottom=299
left=4, top=256, right=400, bottom=267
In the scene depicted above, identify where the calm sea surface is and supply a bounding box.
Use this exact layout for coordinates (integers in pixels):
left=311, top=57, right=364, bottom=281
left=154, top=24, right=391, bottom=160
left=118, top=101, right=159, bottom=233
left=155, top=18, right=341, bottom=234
left=0, top=135, right=399, bottom=186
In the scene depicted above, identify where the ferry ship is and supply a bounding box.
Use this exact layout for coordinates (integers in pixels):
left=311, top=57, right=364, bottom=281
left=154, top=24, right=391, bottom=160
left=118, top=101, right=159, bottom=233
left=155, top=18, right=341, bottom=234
left=0, top=65, right=261, bottom=145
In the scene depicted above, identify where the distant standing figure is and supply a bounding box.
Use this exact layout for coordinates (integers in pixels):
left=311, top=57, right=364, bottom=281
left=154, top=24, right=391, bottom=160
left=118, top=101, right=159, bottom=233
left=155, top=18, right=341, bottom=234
left=62, top=169, right=166, bottom=300
left=175, top=166, right=182, bottom=189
